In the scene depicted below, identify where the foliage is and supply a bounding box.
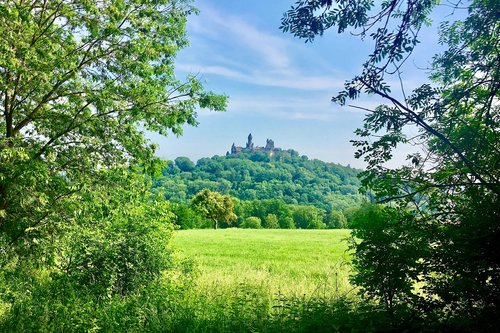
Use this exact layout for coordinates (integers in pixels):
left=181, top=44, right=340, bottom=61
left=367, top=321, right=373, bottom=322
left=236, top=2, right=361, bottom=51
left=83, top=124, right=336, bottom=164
left=0, top=267, right=197, bottom=332
left=292, top=206, right=326, bottom=229
left=241, top=216, right=262, bottom=229
left=0, top=2, right=227, bottom=328
left=265, top=214, right=279, bottom=229
left=0, top=0, right=226, bottom=251
left=235, top=198, right=293, bottom=229
left=348, top=204, right=426, bottom=316
left=280, top=216, right=296, bottom=229
left=173, top=196, right=362, bottom=230
left=161, top=152, right=367, bottom=230
left=282, top=0, right=499, bottom=328
left=325, top=210, right=347, bottom=229
left=60, top=174, right=176, bottom=297
left=191, top=189, right=237, bottom=229
left=171, top=203, right=211, bottom=229
left=153, top=151, right=364, bottom=212
left=175, top=156, right=196, bottom=172
left=0, top=169, right=193, bottom=331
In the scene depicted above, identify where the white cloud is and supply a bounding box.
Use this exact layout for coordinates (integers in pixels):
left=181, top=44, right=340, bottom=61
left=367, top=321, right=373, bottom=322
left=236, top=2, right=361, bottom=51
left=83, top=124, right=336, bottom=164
left=189, top=5, right=291, bottom=69
left=179, top=5, right=347, bottom=92
left=178, top=62, right=344, bottom=91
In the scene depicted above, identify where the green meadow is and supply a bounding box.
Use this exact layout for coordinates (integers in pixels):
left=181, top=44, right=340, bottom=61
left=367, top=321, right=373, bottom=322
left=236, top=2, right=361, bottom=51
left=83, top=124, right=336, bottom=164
left=172, top=229, right=353, bottom=297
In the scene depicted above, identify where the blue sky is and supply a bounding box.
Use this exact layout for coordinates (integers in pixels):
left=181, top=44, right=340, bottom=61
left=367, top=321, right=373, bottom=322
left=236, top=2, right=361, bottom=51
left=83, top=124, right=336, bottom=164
left=150, top=0, right=446, bottom=168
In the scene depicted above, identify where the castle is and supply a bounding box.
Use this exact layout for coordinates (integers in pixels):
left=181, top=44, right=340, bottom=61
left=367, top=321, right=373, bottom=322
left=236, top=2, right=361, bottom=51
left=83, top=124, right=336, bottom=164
left=230, top=133, right=281, bottom=155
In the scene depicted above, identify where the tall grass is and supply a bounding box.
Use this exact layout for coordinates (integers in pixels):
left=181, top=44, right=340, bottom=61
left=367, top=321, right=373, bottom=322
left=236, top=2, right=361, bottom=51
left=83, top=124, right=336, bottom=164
left=171, top=228, right=353, bottom=297
left=158, top=229, right=390, bottom=332
left=4, top=229, right=382, bottom=332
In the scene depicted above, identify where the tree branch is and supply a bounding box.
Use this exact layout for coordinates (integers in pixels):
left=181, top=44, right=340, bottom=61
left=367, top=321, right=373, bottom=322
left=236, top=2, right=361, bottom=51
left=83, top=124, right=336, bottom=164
left=359, top=78, right=500, bottom=195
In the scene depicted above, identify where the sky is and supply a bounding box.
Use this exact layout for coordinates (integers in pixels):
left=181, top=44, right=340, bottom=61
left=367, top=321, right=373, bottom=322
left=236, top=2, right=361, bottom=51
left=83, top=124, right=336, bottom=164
left=150, top=0, right=448, bottom=168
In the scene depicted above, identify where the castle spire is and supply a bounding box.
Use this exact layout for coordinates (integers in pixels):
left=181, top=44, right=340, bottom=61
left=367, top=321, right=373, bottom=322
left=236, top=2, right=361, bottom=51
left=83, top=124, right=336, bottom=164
left=246, top=133, right=253, bottom=149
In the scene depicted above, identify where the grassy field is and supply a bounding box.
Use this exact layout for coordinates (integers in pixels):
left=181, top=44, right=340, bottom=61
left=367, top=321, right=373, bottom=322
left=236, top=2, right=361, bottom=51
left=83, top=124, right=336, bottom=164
left=172, top=228, right=353, bottom=297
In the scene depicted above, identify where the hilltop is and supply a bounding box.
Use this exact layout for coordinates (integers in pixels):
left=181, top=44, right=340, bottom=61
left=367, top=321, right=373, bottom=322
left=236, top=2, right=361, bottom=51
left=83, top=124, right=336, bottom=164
left=153, top=134, right=364, bottom=212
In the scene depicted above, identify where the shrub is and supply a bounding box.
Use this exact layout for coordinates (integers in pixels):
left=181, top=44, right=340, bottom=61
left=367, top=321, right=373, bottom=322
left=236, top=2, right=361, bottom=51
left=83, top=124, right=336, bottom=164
left=279, top=216, right=296, bottom=229
left=241, top=216, right=262, bottom=229
left=265, top=214, right=279, bottom=229
left=325, top=210, right=348, bottom=229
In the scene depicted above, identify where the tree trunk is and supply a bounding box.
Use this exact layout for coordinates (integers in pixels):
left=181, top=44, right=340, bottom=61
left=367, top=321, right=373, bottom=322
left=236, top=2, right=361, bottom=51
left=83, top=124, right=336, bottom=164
left=213, top=219, right=218, bottom=230
left=0, top=184, right=8, bottom=226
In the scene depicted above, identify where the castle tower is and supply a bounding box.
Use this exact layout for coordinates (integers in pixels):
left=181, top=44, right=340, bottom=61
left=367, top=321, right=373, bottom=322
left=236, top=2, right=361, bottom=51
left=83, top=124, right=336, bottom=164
left=246, top=133, right=254, bottom=149
left=265, top=139, right=275, bottom=151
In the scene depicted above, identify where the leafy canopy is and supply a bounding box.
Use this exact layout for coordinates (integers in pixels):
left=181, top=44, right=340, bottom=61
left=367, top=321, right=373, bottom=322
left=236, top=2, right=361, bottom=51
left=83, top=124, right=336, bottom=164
left=154, top=152, right=363, bottom=212
left=191, top=189, right=237, bottom=229
left=282, top=0, right=499, bottom=328
left=0, top=0, right=226, bottom=246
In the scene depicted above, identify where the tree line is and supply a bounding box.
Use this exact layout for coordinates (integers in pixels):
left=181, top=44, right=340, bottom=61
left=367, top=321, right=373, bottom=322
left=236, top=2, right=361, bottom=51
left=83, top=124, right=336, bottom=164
left=172, top=190, right=351, bottom=230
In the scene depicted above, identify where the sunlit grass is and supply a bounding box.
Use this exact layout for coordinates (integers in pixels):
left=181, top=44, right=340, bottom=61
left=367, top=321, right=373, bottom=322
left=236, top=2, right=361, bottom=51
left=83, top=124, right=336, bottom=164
left=172, top=228, right=353, bottom=297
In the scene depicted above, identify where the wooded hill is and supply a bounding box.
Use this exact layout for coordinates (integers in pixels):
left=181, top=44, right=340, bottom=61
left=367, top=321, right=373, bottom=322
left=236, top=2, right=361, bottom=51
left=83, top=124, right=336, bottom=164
left=152, top=150, right=364, bottom=212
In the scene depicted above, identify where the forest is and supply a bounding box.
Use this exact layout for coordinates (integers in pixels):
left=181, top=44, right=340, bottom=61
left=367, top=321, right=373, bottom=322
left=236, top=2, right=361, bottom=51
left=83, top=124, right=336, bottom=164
left=152, top=151, right=364, bottom=229
left=155, top=151, right=362, bottom=211
left=0, top=0, right=498, bottom=332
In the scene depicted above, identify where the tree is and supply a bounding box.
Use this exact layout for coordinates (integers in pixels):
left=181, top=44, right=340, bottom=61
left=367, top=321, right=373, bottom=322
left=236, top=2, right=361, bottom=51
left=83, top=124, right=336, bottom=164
left=0, top=2, right=225, bottom=328
left=171, top=203, right=209, bottom=229
left=175, top=157, right=196, bottom=172
left=0, top=0, right=226, bottom=249
left=282, top=1, right=498, bottom=193
left=191, top=189, right=237, bottom=229
left=265, top=214, right=279, bottom=229
left=348, top=204, right=426, bottom=317
left=282, top=0, right=499, bottom=327
left=292, top=205, right=325, bottom=229
left=325, top=210, right=347, bottom=229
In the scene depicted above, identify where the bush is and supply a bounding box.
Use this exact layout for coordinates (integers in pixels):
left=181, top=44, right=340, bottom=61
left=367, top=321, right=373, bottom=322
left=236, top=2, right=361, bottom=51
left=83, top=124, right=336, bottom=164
left=241, top=216, right=262, bottom=229
left=265, top=214, right=279, bottom=229
left=348, top=203, right=426, bottom=316
left=325, top=210, right=348, bottom=229
left=0, top=171, right=193, bottom=332
left=279, top=216, right=296, bottom=229
left=0, top=269, right=195, bottom=332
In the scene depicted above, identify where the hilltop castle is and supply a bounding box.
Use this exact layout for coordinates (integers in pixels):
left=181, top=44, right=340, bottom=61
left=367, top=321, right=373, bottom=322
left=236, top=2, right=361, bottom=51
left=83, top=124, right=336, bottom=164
left=230, top=133, right=281, bottom=155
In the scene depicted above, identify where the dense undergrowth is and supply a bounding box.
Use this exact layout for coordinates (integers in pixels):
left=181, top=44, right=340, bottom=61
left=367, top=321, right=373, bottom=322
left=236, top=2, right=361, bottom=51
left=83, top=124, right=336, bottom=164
left=2, top=274, right=490, bottom=333
left=0, top=260, right=397, bottom=333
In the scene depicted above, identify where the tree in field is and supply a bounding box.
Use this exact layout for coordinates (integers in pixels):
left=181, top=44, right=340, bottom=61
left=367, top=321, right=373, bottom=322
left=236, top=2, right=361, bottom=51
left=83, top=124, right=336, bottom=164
left=282, top=0, right=499, bottom=327
left=0, top=0, right=227, bottom=250
left=191, top=189, right=237, bottom=229
left=325, top=210, right=347, bottom=229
